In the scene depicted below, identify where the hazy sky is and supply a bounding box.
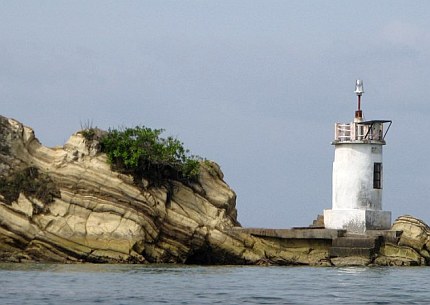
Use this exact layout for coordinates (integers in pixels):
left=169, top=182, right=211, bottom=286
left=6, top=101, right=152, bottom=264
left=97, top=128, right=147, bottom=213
left=2, top=1, right=430, bottom=228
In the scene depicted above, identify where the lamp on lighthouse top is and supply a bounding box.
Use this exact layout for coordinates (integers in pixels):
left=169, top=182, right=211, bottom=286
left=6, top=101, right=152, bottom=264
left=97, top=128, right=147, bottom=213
left=354, top=79, right=364, bottom=95
left=354, top=79, right=364, bottom=120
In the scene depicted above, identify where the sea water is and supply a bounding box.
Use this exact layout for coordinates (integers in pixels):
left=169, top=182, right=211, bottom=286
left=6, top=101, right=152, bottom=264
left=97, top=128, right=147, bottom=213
left=0, top=263, right=429, bottom=304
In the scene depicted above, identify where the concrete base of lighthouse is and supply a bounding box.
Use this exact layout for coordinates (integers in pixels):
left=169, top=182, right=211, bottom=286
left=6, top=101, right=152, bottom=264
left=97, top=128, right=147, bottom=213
left=324, top=209, right=391, bottom=233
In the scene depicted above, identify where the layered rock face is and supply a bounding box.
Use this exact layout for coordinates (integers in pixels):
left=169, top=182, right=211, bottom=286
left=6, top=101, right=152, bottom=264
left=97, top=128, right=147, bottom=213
left=0, top=116, right=241, bottom=263
left=1, top=115, right=430, bottom=266
left=0, top=116, right=326, bottom=265
left=376, top=215, right=430, bottom=266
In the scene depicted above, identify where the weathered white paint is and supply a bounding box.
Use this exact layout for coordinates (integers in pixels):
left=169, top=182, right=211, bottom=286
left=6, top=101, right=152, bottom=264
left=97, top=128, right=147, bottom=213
left=324, top=118, right=392, bottom=233
left=324, top=209, right=391, bottom=233
left=332, top=143, right=383, bottom=210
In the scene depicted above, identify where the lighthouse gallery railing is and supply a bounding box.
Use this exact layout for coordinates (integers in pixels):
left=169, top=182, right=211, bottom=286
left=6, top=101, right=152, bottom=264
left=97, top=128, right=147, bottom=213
left=334, top=120, right=392, bottom=143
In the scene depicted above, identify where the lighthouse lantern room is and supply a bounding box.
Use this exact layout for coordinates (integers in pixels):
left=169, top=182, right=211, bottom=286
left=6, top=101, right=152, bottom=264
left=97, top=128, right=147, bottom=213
left=324, top=80, right=392, bottom=233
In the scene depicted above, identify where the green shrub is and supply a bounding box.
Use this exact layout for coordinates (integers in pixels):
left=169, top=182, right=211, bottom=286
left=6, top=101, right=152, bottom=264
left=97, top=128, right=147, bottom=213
left=99, top=126, right=201, bottom=186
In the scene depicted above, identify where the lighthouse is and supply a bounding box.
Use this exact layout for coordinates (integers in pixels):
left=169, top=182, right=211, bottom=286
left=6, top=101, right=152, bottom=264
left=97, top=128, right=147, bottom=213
left=324, top=80, right=392, bottom=233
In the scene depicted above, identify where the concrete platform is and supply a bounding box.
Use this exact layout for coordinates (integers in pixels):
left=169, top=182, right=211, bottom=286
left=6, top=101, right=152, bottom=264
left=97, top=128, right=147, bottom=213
left=231, top=227, right=346, bottom=239
left=359, top=230, right=402, bottom=244
left=231, top=227, right=402, bottom=259
left=329, top=236, right=382, bottom=258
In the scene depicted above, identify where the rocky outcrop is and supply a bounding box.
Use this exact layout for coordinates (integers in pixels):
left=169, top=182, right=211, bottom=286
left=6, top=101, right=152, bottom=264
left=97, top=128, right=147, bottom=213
left=1, top=115, right=430, bottom=266
left=0, top=115, right=239, bottom=263
left=0, top=115, right=329, bottom=265
left=375, top=215, right=430, bottom=266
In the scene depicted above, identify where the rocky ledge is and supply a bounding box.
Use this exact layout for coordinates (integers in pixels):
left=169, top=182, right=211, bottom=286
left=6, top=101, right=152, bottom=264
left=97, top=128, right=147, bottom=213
left=0, top=115, right=429, bottom=266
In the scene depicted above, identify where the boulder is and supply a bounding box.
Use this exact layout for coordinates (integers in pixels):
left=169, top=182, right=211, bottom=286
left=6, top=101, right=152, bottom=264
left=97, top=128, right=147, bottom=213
left=377, top=215, right=430, bottom=266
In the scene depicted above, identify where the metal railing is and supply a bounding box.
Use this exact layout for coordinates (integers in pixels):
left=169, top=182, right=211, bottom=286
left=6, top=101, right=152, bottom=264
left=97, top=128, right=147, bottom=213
left=334, top=122, right=384, bottom=142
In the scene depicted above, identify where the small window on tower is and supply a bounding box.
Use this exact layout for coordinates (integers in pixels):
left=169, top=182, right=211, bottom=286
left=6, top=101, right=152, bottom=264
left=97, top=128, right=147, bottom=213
left=374, top=163, right=382, bottom=189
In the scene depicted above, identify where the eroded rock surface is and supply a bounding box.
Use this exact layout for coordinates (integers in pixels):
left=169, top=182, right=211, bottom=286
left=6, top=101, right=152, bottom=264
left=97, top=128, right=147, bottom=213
left=375, top=215, right=430, bottom=266
left=0, top=116, right=328, bottom=265
left=0, top=115, right=240, bottom=263
left=1, top=116, right=430, bottom=266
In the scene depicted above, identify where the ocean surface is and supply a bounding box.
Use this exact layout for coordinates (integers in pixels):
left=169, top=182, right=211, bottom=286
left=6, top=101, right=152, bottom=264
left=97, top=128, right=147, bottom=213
left=0, top=263, right=429, bottom=305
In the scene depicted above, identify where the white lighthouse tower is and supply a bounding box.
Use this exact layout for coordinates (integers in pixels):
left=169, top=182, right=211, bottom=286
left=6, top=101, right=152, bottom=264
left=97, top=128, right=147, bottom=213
left=324, top=80, right=392, bottom=233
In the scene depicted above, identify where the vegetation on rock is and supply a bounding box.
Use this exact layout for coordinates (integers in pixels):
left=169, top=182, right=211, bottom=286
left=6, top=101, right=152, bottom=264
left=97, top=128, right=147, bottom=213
left=91, top=126, right=202, bottom=186
left=0, top=167, right=60, bottom=213
left=0, top=117, right=11, bottom=155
